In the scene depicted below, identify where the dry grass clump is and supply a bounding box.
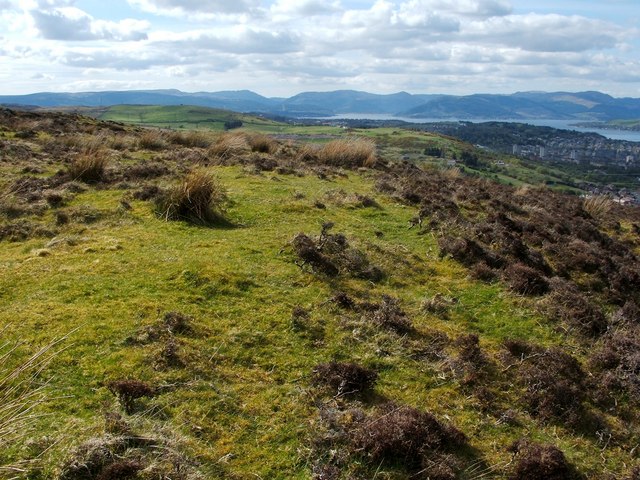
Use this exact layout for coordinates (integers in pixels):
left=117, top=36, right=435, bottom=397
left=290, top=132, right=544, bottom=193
left=68, top=151, right=109, bottom=183
left=208, top=132, right=250, bottom=160
left=582, top=195, right=612, bottom=220
left=155, top=169, right=228, bottom=225
left=137, top=130, right=167, bottom=150
left=0, top=336, right=59, bottom=476
left=317, top=137, right=377, bottom=168
left=247, top=133, right=278, bottom=154
left=167, top=130, right=212, bottom=148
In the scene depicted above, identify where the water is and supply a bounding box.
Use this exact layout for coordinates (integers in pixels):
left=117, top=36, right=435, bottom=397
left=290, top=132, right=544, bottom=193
left=321, top=114, right=640, bottom=143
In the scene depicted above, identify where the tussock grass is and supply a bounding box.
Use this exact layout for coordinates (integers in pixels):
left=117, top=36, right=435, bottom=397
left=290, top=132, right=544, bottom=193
left=67, top=151, right=109, bottom=183
left=582, top=194, right=612, bottom=219
left=208, top=132, right=249, bottom=160
left=246, top=133, right=278, bottom=154
left=155, top=169, right=227, bottom=224
left=317, top=137, right=377, bottom=167
left=137, top=130, right=167, bottom=151
left=167, top=130, right=212, bottom=148
left=0, top=333, right=63, bottom=477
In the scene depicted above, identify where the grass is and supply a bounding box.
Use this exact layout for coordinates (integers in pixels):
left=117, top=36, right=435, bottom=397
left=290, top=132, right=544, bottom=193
left=1, top=109, right=639, bottom=478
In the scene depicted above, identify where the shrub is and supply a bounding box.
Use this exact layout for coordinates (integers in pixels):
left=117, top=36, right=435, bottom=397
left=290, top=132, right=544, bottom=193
left=503, top=263, right=549, bottom=295
left=291, top=233, right=339, bottom=277
left=517, top=347, right=587, bottom=426
left=591, top=326, right=640, bottom=404
left=369, top=295, right=413, bottom=334
left=155, top=169, right=227, bottom=224
left=317, top=137, right=376, bottom=168
left=290, top=306, right=311, bottom=331
left=542, top=281, right=607, bottom=337
left=330, top=291, right=357, bottom=310
left=351, top=403, right=466, bottom=467
left=95, top=459, right=143, bottom=480
left=107, top=380, right=155, bottom=414
left=68, top=151, right=109, bottom=183
left=312, top=362, right=378, bottom=396
left=163, top=311, right=193, bottom=335
left=508, top=440, right=581, bottom=480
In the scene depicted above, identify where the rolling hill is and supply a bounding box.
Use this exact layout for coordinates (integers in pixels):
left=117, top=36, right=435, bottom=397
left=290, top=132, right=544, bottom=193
left=1, top=107, right=640, bottom=479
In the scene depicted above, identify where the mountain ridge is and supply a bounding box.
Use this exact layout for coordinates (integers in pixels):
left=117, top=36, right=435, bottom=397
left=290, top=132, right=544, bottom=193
left=1, top=89, right=638, bottom=121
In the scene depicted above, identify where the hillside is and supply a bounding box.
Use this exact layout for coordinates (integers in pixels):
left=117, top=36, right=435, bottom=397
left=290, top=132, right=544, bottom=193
left=2, top=89, right=640, bottom=121
left=1, top=108, right=640, bottom=479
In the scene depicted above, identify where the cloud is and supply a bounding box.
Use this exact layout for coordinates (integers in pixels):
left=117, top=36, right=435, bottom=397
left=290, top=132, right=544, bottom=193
left=463, top=13, right=627, bottom=52
left=152, top=28, right=301, bottom=54
left=400, top=0, right=512, bottom=18
left=127, top=0, right=260, bottom=17
left=270, top=0, right=341, bottom=18
left=30, top=6, right=149, bottom=41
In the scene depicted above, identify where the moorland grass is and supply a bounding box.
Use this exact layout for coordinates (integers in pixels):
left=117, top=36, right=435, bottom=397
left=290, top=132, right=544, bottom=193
left=1, top=110, right=639, bottom=478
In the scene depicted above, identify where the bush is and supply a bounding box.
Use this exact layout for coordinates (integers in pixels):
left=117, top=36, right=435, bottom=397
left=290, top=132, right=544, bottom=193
left=312, top=362, right=378, bottom=396
left=163, top=311, right=193, bottom=335
left=155, top=169, right=227, bottom=224
left=107, top=380, right=155, bottom=414
left=68, top=151, right=109, bottom=183
left=317, top=137, right=376, bottom=168
left=351, top=403, right=466, bottom=467
left=508, top=440, right=581, bottom=480
left=292, top=233, right=339, bottom=277
left=369, top=295, right=413, bottom=334
left=542, top=281, right=607, bottom=337
left=516, top=347, right=587, bottom=426
left=503, top=263, right=549, bottom=295
left=95, top=459, right=143, bottom=480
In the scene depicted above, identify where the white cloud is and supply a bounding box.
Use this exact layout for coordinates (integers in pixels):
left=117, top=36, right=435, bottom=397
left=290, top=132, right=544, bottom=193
left=463, top=13, right=627, bottom=52
left=30, top=6, right=149, bottom=41
left=399, top=0, right=511, bottom=18
left=270, top=0, right=341, bottom=18
left=127, top=0, right=260, bottom=17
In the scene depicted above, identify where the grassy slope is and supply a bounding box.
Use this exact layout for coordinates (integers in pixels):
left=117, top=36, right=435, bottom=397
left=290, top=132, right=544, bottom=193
left=1, top=111, right=638, bottom=478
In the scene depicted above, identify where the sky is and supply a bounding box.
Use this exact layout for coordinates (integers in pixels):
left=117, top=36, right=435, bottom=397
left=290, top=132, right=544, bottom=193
left=0, top=0, right=639, bottom=97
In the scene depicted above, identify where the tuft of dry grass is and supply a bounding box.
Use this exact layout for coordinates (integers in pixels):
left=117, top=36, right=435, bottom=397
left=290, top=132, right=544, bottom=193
left=316, top=137, right=376, bottom=168
left=208, top=132, right=250, bottom=160
left=155, top=169, right=228, bottom=225
left=68, top=151, right=109, bottom=183
left=137, top=130, right=167, bottom=151
left=247, top=133, right=278, bottom=154
left=582, top=195, right=612, bottom=220
left=167, top=130, right=212, bottom=148
left=0, top=331, right=63, bottom=477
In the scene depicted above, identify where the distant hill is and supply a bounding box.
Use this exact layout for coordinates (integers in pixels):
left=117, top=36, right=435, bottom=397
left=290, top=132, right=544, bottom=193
left=1, top=89, right=638, bottom=121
